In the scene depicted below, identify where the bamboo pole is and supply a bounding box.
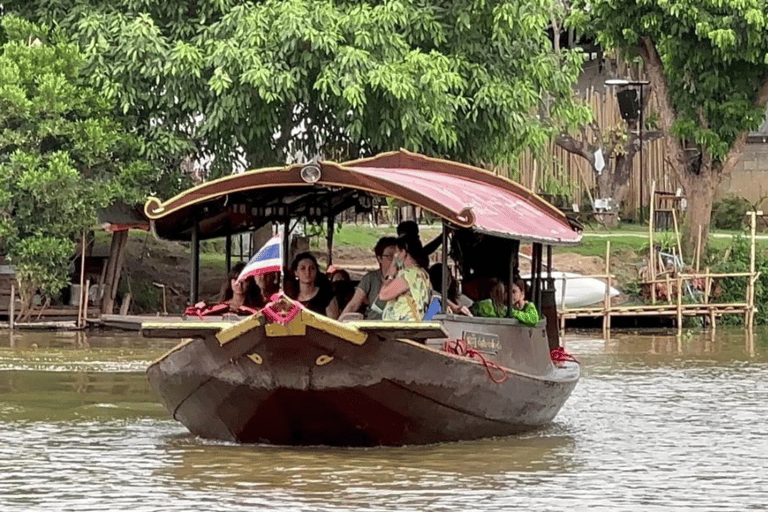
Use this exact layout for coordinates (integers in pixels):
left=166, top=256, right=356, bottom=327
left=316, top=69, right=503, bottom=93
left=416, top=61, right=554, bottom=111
left=704, top=267, right=711, bottom=305
left=695, top=224, right=702, bottom=272
left=603, top=241, right=611, bottom=338
left=80, top=279, right=90, bottom=328
left=747, top=211, right=757, bottom=328
left=649, top=180, right=656, bottom=303
left=78, top=231, right=87, bottom=329
left=672, top=209, right=684, bottom=265
left=676, top=274, right=683, bottom=336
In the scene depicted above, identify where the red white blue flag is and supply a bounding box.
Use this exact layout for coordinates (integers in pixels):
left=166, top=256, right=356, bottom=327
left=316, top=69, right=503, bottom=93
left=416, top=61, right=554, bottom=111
left=236, top=234, right=282, bottom=282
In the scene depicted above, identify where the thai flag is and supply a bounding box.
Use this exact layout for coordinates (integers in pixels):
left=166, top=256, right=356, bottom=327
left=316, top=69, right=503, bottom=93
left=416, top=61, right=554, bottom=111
left=236, top=234, right=282, bottom=282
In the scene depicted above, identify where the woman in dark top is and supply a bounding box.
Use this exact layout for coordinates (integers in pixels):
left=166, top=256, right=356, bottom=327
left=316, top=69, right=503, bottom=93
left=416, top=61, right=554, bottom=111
left=286, top=252, right=339, bottom=318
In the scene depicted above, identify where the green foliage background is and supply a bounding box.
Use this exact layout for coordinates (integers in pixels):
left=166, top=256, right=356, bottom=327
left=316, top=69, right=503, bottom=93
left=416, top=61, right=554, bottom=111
left=5, top=0, right=591, bottom=177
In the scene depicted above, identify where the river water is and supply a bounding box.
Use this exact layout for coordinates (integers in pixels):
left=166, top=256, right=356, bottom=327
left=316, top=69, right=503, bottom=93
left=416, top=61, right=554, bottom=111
left=1, top=326, right=766, bottom=511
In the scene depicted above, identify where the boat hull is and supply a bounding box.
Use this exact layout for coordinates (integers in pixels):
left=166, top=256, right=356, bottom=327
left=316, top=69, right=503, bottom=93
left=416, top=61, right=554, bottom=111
left=146, top=312, right=579, bottom=446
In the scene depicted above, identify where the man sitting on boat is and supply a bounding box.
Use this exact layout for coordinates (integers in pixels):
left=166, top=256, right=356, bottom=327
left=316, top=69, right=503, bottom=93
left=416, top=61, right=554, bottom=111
left=379, top=235, right=431, bottom=322
left=286, top=252, right=340, bottom=319
left=472, top=278, right=539, bottom=327
left=339, top=236, right=398, bottom=320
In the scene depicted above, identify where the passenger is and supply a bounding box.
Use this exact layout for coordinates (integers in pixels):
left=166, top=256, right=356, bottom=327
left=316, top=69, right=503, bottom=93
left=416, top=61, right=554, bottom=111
left=471, top=278, right=539, bottom=326
left=339, top=236, right=398, bottom=320
left=379, top=235, right=431, bottom=321
left=428, top=263, right=472, bottom=316
left=327, top=266, right=355, bottom=311
left=509, top=278, right=539, bottom=327
left=255, top=271, right=280, bottom=303
left=328, top=266, right=351, bottom=283
left=397, top=220, right=441, bottom=264
left=471, top=278, right=508, bottom=318
left=220, top=262, right=265, bottom=312
left=286, top=252, right=340, bottom=319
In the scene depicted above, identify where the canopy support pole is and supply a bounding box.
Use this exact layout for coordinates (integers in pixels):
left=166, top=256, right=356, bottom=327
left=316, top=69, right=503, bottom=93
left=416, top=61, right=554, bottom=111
left=189, top=222, right=199, bottom=305
left=225, top=234, right=232, bottom=275
left=326, top=216, right=335, bottom=267
left=441, top=220, right=449, bottom=314
left=282, top=218, right=290, bottom=272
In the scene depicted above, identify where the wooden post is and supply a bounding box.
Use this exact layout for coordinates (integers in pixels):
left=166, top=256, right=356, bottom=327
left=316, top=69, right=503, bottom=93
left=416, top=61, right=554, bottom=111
left=78, top=231, right=87, bottom=327
left=80, top=279, right=91, bottom=328
left=703, top=267, right=710, bottom=305
left=747, top=211, right=757, bottom=328
left=671, top=209, right=684, bottom=265
left=9, top=284, right=15, bottom=330
left=603, top=241, right=611, bottom=338
left=649, top=180, right=656, bottom=304
left=676, top=274, right=683, bottom=336
left=695, top=224, right=702, bottom=272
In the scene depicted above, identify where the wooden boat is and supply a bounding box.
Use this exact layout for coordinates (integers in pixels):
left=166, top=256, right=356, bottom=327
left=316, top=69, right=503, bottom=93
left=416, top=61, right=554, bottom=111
left=142, top=150, right=582, bottom=446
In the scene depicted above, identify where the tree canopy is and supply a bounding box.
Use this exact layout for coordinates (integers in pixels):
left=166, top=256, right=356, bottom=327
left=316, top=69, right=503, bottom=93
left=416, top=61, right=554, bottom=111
left=569, top=0, right=768, bottom=254
left=6, top=0, right=591, bottom=177
left=0, top=16, right=154, bottom=317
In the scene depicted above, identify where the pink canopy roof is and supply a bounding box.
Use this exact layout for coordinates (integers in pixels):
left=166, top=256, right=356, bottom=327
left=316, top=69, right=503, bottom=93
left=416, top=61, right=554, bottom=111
left=349, top=165, right=579, bottom=245
left=145, top=150, right=581, bottom=245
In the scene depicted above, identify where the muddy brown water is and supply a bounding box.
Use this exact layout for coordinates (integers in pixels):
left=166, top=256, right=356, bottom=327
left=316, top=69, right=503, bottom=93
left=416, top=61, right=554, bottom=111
left=1, top=327, right=766, bottom=511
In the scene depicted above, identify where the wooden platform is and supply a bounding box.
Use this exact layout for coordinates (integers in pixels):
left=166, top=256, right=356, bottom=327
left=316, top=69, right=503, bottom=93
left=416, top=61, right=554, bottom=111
left=93, top=314, right=241, bottom=331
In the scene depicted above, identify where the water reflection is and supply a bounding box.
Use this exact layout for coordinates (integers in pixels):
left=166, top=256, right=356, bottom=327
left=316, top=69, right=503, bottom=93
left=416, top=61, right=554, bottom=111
left=160, top=431, right=576, bottom=492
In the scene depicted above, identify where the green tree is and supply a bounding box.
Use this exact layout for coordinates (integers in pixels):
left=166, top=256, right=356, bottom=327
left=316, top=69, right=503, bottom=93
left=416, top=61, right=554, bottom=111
left=0, top=16, right=150, bottom=319
left=569, top=0, right=768, bottom=256
left=6, top=0, right=590, bottom=177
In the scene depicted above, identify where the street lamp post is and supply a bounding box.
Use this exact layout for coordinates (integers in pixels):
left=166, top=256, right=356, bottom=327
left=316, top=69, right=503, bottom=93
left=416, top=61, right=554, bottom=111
left=605, top=78, right=650, bottom=221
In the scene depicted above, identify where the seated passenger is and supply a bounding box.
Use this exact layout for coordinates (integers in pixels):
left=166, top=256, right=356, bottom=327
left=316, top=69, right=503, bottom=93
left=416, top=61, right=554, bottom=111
left=255, top=271, right=280, bottom=303
left=428, top=263, right=472, bottom=316
left=220, top=262, right=265, bottom=313
left=327, top=266, right=355, bottom=311
left=379, top=235, right=431, bottom=321
left=509, top=279, right=539, bottom=327
left=286, top=252, right=339, bottom=319
left=339, top=236, right=398, bottom=320
left=471, top=278, right=539, bottom=326
left=471, top=278, right=508, bottom=318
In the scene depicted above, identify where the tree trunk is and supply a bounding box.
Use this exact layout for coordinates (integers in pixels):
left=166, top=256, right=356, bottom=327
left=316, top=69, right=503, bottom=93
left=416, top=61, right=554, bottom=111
left=680, top=163, right=721, bottom=259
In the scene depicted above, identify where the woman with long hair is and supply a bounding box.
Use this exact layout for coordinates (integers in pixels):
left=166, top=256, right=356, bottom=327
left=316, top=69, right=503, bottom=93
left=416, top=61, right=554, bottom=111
left=379, top=235, right=431, bottom=321
left=219, top=262, right=264, bottom=313
left=286, top=252, right=339, bottom=319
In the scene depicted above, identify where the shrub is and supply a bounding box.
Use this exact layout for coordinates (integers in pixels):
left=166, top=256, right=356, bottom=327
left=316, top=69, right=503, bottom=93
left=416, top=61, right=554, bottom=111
left=712, top=196, right=751, bottom=230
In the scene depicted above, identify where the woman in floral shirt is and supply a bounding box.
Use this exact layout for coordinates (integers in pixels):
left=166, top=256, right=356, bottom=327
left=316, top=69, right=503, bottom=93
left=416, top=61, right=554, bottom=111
left=379, top=235, right=431, bottom=322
